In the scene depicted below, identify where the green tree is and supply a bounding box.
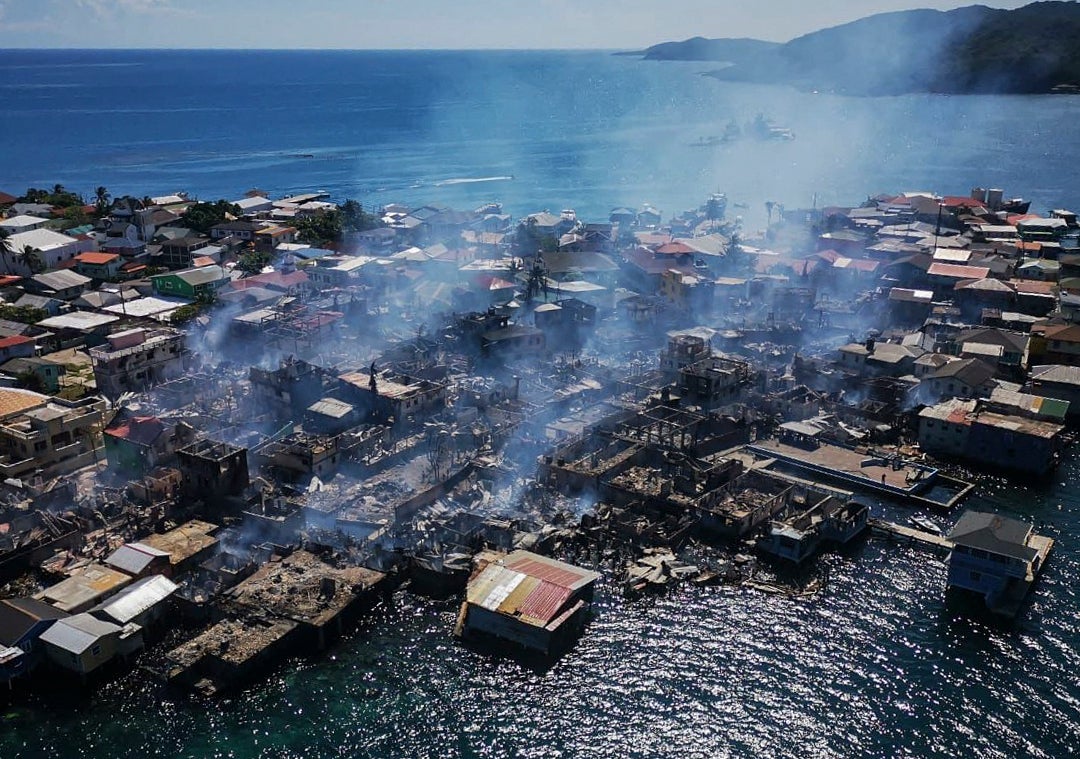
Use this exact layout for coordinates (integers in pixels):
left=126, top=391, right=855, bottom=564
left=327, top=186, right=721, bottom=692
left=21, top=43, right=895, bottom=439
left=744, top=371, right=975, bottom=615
left=13, top=245, right=44, bottom=274
left=21, top=184, right=85, bottom=209
left=237, top=249, right=272, bottom=275
left=61, top=205, right=90, bottom=226
left=182, top=200, right=241, bottom=234
left=94, top=186, right=110, bottom=215
left=295, top=210, right=343, bottom=246
left=15, top=370, right=47, bottom=394
left=0, top=304, right=48, bottom=323
left=169, top=303, right=202, bottom=325
left=0, top=230, right=12, bottom=275
left=340, top=199, right=378, bottom=233
left=514, top=217, right=557, bottom=256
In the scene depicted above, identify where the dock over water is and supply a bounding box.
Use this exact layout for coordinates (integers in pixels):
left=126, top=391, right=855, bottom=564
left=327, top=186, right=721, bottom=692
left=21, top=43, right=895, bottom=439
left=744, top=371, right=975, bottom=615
left=746, top=440, right=974, bottom=510
left=869, top=518, right=954, bottom=554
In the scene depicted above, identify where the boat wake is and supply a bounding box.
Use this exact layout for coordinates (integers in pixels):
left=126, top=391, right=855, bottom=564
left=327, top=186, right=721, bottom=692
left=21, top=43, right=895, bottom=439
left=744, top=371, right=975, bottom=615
left=433, top=175, right=513, bottom=187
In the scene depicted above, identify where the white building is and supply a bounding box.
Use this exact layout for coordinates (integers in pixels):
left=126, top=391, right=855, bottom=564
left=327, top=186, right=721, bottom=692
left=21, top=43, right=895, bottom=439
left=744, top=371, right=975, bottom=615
left=0, top=228, right=93, bottom=276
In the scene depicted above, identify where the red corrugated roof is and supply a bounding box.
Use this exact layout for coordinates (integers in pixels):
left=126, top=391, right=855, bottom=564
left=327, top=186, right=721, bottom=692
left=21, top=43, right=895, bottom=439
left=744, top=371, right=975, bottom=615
left=517, top=580, right=573, bottom=624
left=505, top=555, right=590, bottom=588
left=76, top=252, right=119, bottom=265
left=655, top=242, right=695, bottom=255
left=927, top=262, right=991, bottom=279
left=940, top=196, right=984, bottom=208
left=0, top=335, right=33, bottom=349
left=105, top=416, right=165, bottom=446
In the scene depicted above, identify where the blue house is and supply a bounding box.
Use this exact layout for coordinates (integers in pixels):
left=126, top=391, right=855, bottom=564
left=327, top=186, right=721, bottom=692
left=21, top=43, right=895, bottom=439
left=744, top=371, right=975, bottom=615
left=0, top=597, right=69, bottom=685
left=946, top=511, right=1052, bottom=614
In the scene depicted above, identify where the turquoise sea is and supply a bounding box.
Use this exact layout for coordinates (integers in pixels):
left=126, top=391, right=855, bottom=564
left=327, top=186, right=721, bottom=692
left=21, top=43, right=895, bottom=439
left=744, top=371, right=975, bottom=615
left=1, top=50, right=1079, bottom=757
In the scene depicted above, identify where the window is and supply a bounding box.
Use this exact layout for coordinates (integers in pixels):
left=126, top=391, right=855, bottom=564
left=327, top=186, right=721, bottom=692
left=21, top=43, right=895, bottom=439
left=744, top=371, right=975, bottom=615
left=91, top=644, right=101, bottom=657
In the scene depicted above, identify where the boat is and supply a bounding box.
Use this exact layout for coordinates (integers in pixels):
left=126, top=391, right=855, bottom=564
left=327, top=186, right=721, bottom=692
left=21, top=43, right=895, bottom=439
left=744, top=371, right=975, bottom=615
left=908, top=515, right=943, bottom=535
left=690, top=135, right=724, bottom=148
left=750, top=114, right=795, bottom=142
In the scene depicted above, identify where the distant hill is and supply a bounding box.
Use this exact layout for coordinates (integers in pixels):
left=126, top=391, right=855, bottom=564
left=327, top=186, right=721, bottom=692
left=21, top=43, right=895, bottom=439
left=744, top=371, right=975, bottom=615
left=636, top=2, right=1080, bottom=95
left=639, top=37, right=779, bottom=63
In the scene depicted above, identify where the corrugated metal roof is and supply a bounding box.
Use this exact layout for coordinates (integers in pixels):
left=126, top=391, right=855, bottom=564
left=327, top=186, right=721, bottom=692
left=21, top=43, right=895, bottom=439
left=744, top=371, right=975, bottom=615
left=91, top=575, right=177, bottom=625
left=105, top=543, right=168, bottom=575
left=503, top=551, right=600, bottom=590
left=516, top=580, right=573, bottom=626
left=466, top=551, right=599, bottom=628
left=39, top=613, right=119, bottom=654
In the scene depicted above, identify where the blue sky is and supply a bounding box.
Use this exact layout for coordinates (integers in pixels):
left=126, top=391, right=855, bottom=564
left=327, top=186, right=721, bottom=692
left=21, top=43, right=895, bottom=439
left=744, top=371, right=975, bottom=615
left=0, top=0, right=1029, bottom=49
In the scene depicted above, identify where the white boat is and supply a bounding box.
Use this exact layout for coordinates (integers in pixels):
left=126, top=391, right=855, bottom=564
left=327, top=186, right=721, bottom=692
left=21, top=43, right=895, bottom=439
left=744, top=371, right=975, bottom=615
left=908, top=515, right=943, bottom=535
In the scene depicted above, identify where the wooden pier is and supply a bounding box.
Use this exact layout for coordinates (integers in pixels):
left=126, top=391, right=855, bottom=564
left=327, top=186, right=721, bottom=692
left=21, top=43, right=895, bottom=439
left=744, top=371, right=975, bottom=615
left=868, top=518, right=954, bottom=554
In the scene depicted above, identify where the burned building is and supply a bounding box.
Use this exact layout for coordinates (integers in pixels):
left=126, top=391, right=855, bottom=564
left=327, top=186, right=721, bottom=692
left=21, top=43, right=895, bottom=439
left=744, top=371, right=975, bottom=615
left=248, top=357, right=339, bottom=418
left=177, top=439, right=250, bottom=504
left=758, top=491, right=869, bottom=564
left=660, top=330, right=712, bottom=376
left=89, top=328, right=187, bottom=399
left=253, top=432, right=340, bottom=479
left=141, top=520, right=220, bottom=574
left=678, top=355, right=752, bottom=408
left=166, top=551, right=386, bottom=691
left=338, top=367, right=448, bottom=424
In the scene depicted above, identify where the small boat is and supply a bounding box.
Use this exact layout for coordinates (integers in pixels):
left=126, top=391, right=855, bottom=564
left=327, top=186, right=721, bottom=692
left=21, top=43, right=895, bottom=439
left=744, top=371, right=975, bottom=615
left=690, top=135, right=723, bottom=148
left=908, top=515, right=943, bottom=535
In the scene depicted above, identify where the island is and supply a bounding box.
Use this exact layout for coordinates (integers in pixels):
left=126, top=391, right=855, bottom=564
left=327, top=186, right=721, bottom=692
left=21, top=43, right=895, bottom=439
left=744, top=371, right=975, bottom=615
left=631, top=1, right=1080, bottom=96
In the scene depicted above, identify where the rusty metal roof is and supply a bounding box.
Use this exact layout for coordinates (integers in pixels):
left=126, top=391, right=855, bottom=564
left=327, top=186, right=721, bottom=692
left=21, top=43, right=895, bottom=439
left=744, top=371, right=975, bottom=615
left=465, top=551, right=600, bottom=628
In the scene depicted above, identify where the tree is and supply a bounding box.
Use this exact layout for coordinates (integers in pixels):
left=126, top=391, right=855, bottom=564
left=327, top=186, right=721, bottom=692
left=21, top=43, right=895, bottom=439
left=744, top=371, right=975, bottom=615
left=15, top=370, right=47, bottom=394
left=169, top=303, right=202, bottom=326
left=21, top=185, right=84, bottom=209
left=0, top=304, right=48, bottom=324
left=295, top=210, right=342, bottom=246
left=14, top=245, right=43, bottom=274
left=340, top=199, right=378, bottom=233
left=765, top=201, right=775, bottom=226
left=513, top=216, right=557, bottom=256
left=61, top=205, right=90, bottom=226
left=0, top=230, right=12, bottom=275
left=706, top=195, right=726, bottom=222
left=237, top=248, right=272, bottom=275
left=94, top=186, right=110, bottom=215
left=182, top=200, right=241, bottom=234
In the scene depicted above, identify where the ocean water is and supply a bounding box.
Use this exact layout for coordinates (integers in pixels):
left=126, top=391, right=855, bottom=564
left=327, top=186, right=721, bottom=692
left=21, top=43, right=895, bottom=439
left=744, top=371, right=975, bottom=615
left=3, top=49, right=1080, bottom=228
left=2, top=460, right=1078, bottom=758
left=1, top=50, right=1079, bottom=758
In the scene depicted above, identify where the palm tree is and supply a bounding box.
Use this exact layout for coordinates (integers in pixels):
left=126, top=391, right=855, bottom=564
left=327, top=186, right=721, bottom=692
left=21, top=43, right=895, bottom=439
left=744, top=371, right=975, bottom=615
left=94, top=186, right=110, bottom=214
left=14, top=245, right=43, bottom=275
left=0, top=231, right=13, bottom=276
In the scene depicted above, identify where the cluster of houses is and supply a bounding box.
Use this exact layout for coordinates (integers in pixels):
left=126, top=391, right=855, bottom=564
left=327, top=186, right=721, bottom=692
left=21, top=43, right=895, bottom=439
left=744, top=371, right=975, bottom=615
left=0, top=180, right=1067, bottom=687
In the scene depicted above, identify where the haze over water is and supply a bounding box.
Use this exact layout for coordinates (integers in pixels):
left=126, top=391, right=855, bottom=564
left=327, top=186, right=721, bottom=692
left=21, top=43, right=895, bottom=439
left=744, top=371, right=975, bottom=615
left=3, top=49, right=1080, bottom=226
left=1, top=49, right=1079, bottom=758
